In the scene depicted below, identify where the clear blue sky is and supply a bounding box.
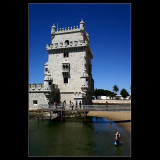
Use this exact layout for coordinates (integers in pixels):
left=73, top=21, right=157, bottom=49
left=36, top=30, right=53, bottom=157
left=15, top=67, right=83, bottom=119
left=29, top=3, right=131, bottom=95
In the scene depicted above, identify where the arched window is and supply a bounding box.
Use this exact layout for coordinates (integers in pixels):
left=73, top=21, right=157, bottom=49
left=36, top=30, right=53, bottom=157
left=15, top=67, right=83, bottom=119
left=65, top=40, right=69, bottom=45
left=63, top=64, right=66, bottom=69
left=64, top=77, right=68, bottom=83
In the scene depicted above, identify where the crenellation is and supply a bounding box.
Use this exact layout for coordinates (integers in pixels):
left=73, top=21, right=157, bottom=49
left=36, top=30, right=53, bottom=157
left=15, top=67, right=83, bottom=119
left=37, top=83, right=43, bottom=90
left=55, top=25, right=80, bottom=34
left=29, top=83, right=44, bottom=90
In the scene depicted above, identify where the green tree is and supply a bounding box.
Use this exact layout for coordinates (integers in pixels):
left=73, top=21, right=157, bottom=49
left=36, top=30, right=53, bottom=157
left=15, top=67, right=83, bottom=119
left=120, top=88, right=129, bottom=99
left=109, top=92, right=115, bottom=99
left=113, top=85, right=119, bottom=95
left=94, top=88, right=98, bottom=99
left=93, top=89, right=116, bottom=99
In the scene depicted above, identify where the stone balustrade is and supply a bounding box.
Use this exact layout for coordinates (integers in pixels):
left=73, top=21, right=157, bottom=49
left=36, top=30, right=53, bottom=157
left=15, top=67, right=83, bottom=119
left=74, top=92, right=83, bottom=98
left=46, top=40, right=87, bottom=50
left=29, top=83, right=59, bottom=92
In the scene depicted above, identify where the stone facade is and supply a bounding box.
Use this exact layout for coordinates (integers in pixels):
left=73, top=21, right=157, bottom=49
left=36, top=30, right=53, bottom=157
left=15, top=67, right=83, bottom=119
left=29, top=82, right=59, bottom=108
left=29, top=20, right=94, bottom=107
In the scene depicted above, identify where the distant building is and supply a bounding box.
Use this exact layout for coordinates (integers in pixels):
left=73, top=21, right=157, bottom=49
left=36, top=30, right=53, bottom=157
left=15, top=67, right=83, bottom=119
left=97, top=96, right=111, bottom=100
left=114, top=95, right=123, bottom=100
left=29, top=20, right=94, bottom=108
left=114, top=95, right=131, bottom=100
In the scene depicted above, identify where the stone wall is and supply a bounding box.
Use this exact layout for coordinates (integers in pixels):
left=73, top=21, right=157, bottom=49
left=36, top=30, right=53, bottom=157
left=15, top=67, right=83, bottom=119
left=48, top=50, right=86, bottom=93
left=52, top=31, right=84, bottom=44
left=29, top=92, right=49, bottom=108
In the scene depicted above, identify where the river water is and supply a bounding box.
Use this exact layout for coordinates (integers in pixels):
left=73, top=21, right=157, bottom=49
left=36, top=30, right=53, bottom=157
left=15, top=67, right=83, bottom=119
left=29, top=117, right=131, bottom=157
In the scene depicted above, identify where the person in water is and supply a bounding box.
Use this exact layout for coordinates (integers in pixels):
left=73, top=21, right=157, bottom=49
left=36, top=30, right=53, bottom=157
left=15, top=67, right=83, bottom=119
left=115, top=132, right=120, bottom=145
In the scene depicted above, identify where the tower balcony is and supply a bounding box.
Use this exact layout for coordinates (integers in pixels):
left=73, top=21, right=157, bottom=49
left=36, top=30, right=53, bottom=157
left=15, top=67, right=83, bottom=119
left=81, top=86, right=88, bottom=93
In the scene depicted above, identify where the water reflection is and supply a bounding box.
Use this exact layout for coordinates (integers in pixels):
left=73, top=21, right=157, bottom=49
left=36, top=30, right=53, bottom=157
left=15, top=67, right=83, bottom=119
left=92, top=117, right=110, bottom=123
left=115, top=146, right=121, bottom=156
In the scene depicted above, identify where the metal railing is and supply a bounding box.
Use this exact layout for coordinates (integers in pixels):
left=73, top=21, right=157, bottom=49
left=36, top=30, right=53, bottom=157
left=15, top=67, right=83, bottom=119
left=36, top=104, right=131, bottom=111
left=83, top=105, right=131, bottom=111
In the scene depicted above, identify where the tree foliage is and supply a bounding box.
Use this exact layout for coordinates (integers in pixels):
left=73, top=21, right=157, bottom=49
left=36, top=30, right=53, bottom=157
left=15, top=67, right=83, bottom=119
left=120, top=88, right=129, bottom=99
left=113, top=85, right=119, bottom=94
left=93, top=88, right=116, bottom=99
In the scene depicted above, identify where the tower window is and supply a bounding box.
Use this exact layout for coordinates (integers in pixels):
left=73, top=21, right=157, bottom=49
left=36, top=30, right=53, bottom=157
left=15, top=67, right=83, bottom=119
left=64, top=52, right=69, bottom=57
left=86, top=78, right=88, bottom=81
left=64, top=77, right=68, bottom=83
left=45, top=68, right=48, bottom=71
left=49, top=82, right=51, bottom=85
left=33, top=100, right=37, bottom=104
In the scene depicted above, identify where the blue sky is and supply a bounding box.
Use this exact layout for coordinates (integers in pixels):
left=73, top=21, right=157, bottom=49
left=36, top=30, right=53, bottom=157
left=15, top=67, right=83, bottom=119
left=29, top=3, right=131, bottom=95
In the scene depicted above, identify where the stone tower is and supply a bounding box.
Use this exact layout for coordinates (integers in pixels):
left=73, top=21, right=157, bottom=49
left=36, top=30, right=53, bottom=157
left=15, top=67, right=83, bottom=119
left=46, top=19, right=94, bottom=105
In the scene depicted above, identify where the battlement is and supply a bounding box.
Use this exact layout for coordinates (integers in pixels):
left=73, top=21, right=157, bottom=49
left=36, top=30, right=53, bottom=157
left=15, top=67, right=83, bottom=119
left=51, top=19, right=85, bottom=36
left=55, top=25, right=80, bottom=34
left=29, top=83, right=44, bottom=91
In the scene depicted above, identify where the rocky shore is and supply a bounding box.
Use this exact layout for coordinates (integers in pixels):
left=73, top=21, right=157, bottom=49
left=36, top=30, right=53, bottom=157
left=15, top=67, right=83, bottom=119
left=29, top=110, right=83, bottom=120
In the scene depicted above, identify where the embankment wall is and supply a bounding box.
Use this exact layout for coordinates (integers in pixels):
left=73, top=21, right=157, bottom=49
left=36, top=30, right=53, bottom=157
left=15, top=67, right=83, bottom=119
left=92, top=99, right=131, bottom=104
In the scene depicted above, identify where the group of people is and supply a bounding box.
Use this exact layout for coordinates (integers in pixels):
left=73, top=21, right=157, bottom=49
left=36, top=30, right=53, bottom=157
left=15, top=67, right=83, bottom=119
left=53, top=100, right=108, bottom=110
left=70, top=100, right=82, bottom=110
left=52, top=100, right=82, bottom=110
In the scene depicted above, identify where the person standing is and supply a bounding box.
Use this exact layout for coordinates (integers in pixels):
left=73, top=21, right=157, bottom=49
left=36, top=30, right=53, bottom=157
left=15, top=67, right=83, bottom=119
left=115, top=132, right=120, bottom=145
left=62, top=100, right=66, bottom=109
left=63, top=100, right=64, bottom=108
left=55, top=101, right=57, bottom=109
left=106, top=101, right=108, bottom=111
left=79, top=101, right=82, bottom=109
left=53, top=101, right=56, bottom=109
left=71, top=102, right=74, bottom=111
left=76, top=100, right=78, bottom=109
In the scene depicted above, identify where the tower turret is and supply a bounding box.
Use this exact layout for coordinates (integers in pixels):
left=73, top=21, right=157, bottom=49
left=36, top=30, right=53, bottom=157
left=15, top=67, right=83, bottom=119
left=44, top=71, right=53, bottom=90
left=81, top=71, right=89, bottom=88
left=51, top=24, right=56, bottom=39
left=86, top=32, right=89, bottom=43
left=80, top=19, right=85, bottom=30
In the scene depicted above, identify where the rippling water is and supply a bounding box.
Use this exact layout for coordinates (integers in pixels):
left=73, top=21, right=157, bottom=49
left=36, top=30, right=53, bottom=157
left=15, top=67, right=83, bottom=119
left=29, top=117, right=131, bottom=157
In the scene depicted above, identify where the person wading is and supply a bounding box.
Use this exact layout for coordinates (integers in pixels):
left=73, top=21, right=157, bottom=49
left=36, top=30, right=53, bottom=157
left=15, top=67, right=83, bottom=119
left=115, top=132, right=120, bottom=145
